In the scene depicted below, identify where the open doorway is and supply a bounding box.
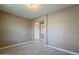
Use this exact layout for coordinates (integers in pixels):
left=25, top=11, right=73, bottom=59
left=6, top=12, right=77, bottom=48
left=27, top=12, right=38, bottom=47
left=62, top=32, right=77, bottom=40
left=34, top=17, right=47, bottom=45
left=39, top=21, right=44, bottom=40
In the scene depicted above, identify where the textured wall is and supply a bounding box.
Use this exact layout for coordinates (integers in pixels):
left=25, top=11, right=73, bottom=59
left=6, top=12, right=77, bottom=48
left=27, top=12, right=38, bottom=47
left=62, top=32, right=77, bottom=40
left=48, top=5, right=79, bottom=53
left=0, top=11, right=32, bottom=47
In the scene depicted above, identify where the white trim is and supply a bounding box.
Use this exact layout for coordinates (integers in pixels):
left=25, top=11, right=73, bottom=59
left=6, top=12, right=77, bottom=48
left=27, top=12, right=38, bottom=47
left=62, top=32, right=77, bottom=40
left=45, top=45, right=79, bottom=55
left=0, top=41, right=35, bottom=50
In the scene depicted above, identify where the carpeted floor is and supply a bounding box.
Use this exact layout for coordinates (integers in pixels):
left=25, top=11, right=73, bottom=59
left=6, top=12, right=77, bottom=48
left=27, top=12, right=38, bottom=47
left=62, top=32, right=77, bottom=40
left=0, top=41, right=71, bottom=55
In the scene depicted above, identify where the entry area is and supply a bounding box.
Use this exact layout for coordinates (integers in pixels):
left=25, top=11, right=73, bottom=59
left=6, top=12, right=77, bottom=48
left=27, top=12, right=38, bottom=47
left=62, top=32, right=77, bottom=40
left=34, top=17, right=46, bottom=46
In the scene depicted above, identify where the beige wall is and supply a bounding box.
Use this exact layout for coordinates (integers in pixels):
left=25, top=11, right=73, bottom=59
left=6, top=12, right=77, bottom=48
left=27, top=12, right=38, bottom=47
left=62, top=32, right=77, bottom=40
left=48, top=5, right=79, bottom=53
left=0, top=11, right=32, bottom=47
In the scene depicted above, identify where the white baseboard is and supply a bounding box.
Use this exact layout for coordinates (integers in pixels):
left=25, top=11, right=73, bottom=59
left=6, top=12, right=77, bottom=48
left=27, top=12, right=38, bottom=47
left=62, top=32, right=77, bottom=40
left=0, top=41, right=35, bottom=50
left=45, top=45, right=79, bottom=55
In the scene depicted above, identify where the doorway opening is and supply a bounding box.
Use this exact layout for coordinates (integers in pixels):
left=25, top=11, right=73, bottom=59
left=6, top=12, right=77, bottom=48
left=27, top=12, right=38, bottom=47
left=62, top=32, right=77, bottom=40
left=34, top=18, right=46, bottom=45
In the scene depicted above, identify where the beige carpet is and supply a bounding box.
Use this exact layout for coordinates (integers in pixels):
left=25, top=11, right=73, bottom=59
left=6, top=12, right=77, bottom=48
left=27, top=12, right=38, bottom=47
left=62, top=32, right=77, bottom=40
left=0, top=42, right=71, bottom=55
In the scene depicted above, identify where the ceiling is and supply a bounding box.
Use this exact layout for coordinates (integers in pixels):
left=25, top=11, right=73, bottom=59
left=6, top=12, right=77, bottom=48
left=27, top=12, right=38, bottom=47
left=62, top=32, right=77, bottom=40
left=0, top=4, right=73, bottom=20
